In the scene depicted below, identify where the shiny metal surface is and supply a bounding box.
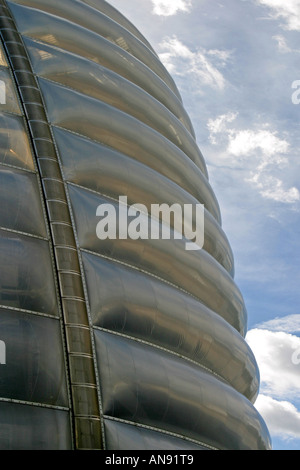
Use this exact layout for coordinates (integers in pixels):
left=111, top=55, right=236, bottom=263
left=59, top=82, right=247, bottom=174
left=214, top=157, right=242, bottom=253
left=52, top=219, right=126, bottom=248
left=96, top=331, right=270, bottom=450
left=24, top=38, right=203, bottom=188
left=0, top=0, right=271, bottom=450
left=82, top=253, right=259, bottom=402
left=104, top=419, right=210, bottom=450
left=69, top=185, right=246, bottom=334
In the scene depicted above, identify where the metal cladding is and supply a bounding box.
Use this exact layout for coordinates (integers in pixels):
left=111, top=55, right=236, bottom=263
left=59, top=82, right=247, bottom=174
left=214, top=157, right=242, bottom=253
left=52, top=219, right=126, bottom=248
left=0, top=0, right=271, bottom=450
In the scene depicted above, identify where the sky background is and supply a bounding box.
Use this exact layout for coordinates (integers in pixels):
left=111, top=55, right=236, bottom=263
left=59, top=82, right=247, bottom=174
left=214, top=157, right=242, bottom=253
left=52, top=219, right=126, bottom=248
left=108, top=0, right=300, bottom=450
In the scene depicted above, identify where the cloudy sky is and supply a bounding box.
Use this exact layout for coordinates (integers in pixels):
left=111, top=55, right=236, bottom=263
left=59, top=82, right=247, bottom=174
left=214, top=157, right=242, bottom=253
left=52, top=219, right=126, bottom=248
left=108, top=0, right=300, bottom=450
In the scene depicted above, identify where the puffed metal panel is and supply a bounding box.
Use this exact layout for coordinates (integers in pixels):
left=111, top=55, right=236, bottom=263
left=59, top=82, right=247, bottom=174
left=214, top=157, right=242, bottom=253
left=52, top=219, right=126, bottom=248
left=0, top=229, right=59, bottom=315
left=80, top=0, right=159, bottom=59
left=0, top=165, right=47, bottom=237
left=8, top=0, right=181, bottom=100
left=0, top=113, right=35, bottom=170
left=24, top=38, right=203, bottom=174
left=0, top=66, right=22, bottom=115
left=52, top=128, right=233, bottom=273
left=68, top=185, right=246, bottom=335
left=0, top=307, right=69, bottom=406
left=94, top=330, right=271, bottom=450
left=0, top=401, right=72, bottom=450
left=82, top=252, right=259, bottom=401
left=7, top=1, right=197, bottom=141
left=53, top=125, right=221, bottom=227
left=104, top=419, right=209, bottom=450
left=38, top=78, right=207, bottom=178
left=0, top=41, right=7, bottom=66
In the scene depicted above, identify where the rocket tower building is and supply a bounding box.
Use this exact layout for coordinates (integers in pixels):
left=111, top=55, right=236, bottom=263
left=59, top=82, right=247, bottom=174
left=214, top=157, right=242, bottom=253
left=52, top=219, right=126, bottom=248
left=0, top=0, right=271, bottom=450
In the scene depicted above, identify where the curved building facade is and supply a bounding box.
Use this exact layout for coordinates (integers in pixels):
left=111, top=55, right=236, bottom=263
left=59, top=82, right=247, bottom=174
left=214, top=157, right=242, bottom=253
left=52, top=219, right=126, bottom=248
left=0, top=0, right=271, bottom=450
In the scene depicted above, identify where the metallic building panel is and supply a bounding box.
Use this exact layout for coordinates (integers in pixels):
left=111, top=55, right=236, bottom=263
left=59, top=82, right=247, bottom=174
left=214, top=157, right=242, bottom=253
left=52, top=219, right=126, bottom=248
left=0, top=308, right=68, bottom=406
left=52, top=124, right=221, bottom=226
left=0, top=67, right=21, bottom=114
left=24, top=38, right=206, bottom=183
left=7, top=1, right=197, bottom=141
left=52, top=127, right=232, bottom=272
left=68, top=185, right=246, bottom=334
left=0, top=113, right=35, bottom=170
left=104, top=419, right=209, bottom=450
left=9, top=0, right=180, bottom=98
left=0, top=0, right=271, bottom=450
left=0, top=166, right=47, bottom=237
left=82, top=253, right=259, bottom=401
left=39, top=77, right=207, bottom=177
left=0, top=230, right=59, bottom=315
left=0, top=402, right=72, bottom=450
left=95, top=330, right=271, bottom=450
left=80, top=0, right=160, bottom=58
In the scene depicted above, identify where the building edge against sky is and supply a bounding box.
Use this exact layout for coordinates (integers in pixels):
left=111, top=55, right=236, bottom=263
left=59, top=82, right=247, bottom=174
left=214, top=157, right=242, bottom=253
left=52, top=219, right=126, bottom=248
left=0, top=0, right=271, bottom=450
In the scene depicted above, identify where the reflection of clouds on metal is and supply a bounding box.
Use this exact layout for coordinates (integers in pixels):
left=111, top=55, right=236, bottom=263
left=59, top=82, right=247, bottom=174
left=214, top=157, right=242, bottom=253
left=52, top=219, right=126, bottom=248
left=0, top=0, right=271, bottom=450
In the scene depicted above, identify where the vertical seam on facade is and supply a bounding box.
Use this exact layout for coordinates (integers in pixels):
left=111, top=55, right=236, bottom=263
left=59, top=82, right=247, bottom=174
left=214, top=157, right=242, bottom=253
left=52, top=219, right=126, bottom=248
left=50, top=124, right=107, bottom=450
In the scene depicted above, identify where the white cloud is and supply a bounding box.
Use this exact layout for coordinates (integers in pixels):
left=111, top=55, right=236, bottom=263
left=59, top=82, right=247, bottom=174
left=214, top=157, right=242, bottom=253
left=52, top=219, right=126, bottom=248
left=272, top=34, right=300, bottom=53
left=227, top=129, right=289, bottom=158
left=246, top=328, right=300, bottom=398
left=207, top=112, right=238, bottom=144
left=208, top=114, right=289, bottom=159
left=247, top=320, right=300, bottom=443
left=272, top=35, right=292, bottom=53
left=230, top=130, right=300, bottom=203
left=256, top=314, right=300, bottom=333
left=151, top=0, right=192, bottom=16
left=249, top=174, right=300, bottom=203
left=158, top=36, right=227, bottom=90
left=207, top=113, right=300, bottom=204
left=255, top=395, right=300, bottom=439
left=256, top=0, right=300, bottom=31
left=206, top=49, right=233, bottom=65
